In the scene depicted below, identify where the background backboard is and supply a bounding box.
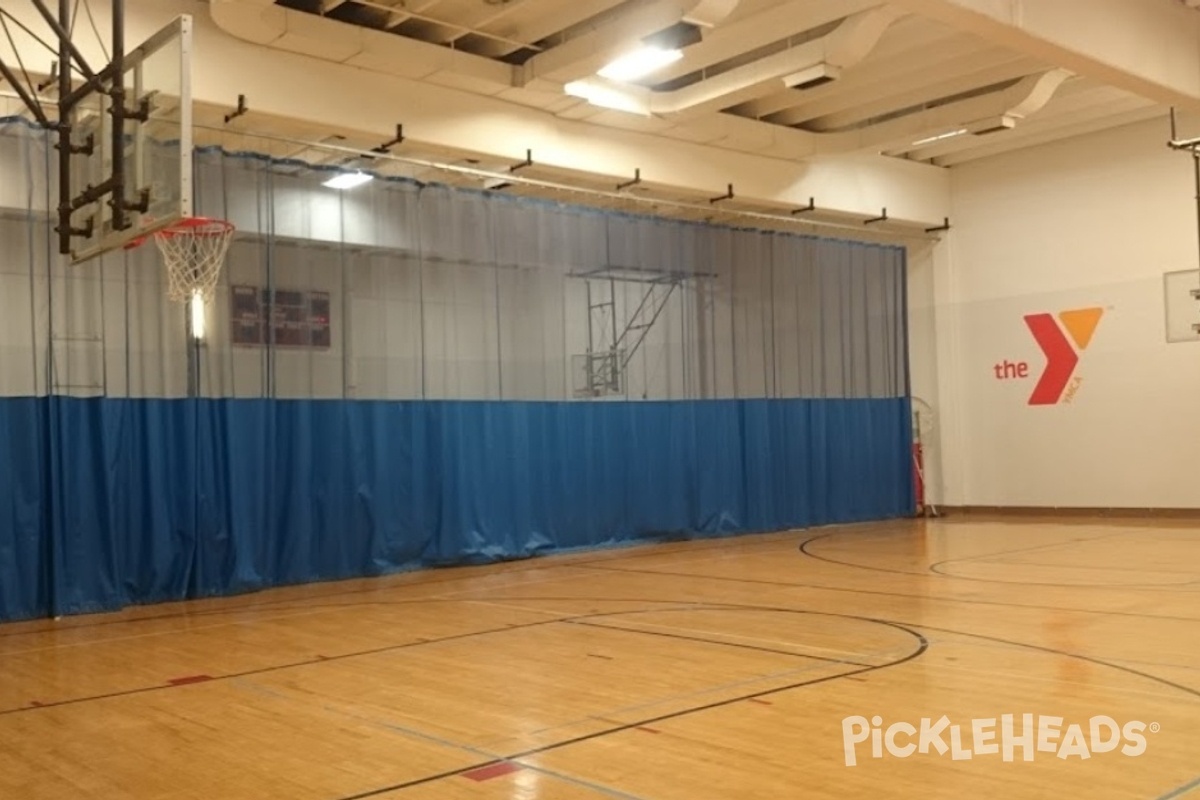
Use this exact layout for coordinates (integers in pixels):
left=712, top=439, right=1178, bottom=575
left=1164, top=268, right=1200, bottom=343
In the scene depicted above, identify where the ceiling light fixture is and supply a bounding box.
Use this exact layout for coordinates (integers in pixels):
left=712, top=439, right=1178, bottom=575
left=564, top=81, right=650, bottom=115
left=597, top=45, right=683, bottom=82
left=911, top=128, right=968, bottom=146
left=322, top=171, right=374, bottom=190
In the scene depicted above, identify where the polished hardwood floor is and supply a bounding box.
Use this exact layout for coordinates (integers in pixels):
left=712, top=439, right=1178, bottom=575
left=1, top=517, right=1197, bottom=799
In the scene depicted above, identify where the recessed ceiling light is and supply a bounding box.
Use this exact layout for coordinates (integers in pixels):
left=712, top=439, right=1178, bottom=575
left=322, top=171, right=374, bottom=190
left=597, top=45, right=683, bottom=82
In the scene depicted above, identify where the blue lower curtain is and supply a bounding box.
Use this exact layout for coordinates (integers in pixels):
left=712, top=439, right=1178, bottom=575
left=0, top=396, right=913, bottom=621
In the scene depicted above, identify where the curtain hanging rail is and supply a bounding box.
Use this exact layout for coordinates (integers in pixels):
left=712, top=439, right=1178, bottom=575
left=191, top=123, right=940, bottom=243
left=0, top=102, right=940, bottom=243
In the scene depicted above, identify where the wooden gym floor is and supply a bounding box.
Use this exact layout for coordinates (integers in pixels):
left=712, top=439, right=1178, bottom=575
left=1, top=517, right=1197, bottom=799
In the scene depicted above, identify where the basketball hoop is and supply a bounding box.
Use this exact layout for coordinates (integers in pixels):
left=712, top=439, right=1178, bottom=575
left=137, top=217, right=235, bottom=303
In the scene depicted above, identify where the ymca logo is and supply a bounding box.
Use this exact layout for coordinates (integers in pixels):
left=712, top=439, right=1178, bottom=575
left=992, top=307, right=1104, bottom=405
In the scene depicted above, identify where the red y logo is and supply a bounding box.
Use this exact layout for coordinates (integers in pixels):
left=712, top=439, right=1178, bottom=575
left=1023, top=308, right=1104, bottom=405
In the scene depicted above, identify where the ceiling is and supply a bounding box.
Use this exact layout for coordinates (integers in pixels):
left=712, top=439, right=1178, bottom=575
left=0, top=0, right=1183, bottom=240
left=263, top=0, right=1165, bottom=168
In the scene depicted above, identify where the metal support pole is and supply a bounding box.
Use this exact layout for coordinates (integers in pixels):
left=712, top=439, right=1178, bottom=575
left=1192, top=148, right=1200, bottom=288
left=56, top=0, right=72, bottom=255
left=109, top=0, right=128, bottom=232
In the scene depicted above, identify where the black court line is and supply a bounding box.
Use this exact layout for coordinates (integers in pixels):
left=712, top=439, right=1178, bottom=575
left=0, top=598, right=893, bottom=717
left=946, top=558, right=1200, bottom=576
left=325, top=605, right=929, bottom=799
left=575, top=562, right=1200, bottom=623
left=801, top=530, right=1200, bottom=591
left=0, top=560, right=585, bottom=640
left=927, top=529, right=1131, bottom=567
left=0, top=530, right=808, bottom=640
left=911, top=622, right=1200, bottom=700
left=562, top=618, right=877, bottom=668
left=557, top=600, right=1200, bottom=701
left=0, top=613, right=569, bottom=717
left=930, top=558, right=1200, bottom=583
left=531, top=591, right=1200, bottom=702
left=1157, top=775, right=1200, bottom=800
left=571, top=598, right=1200, bottom=701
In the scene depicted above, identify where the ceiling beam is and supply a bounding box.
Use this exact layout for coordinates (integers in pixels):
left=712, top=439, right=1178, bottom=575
left=892, top=77, right=1107, bottom=158
left=644, top=0, right=880, bottom=86
left=933, top=101, right=1163, bottom=166
left=804, top=67, right=1075, bottom=155
left=443, top=0, right=628, bottom=57
left=730, top=16, right=964, bottom=120
left=790, top=52, right=1040, bottom=131
left=887, top=0, right=1200, bottom=111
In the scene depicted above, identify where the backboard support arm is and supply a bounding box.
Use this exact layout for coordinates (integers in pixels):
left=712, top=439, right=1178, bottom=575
left=30, top=0, right=94, bottom=79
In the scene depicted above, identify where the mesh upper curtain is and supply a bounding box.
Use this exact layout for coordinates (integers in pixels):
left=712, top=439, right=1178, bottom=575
left=0, top=118, right=912, bottom=621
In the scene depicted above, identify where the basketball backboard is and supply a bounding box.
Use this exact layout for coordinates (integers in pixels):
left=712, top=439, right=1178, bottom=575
left=67, top=15, right=192, bottom=264
left=1164, top=269, right=1200, bottom=343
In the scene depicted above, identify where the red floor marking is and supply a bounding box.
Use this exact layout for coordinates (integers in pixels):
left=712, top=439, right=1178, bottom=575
left=748, top=699, right=773, bottom=706
left=167, top=675, right=214, bottom=686
left=463, top=762, right=523, bottom=782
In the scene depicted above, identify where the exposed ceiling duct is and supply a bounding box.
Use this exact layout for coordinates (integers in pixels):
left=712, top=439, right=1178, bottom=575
left=564, top=6, right=901, bottom=119
left=805, top=67, right=1076, bottom=154
left=518, top=0, right=744, bottom=87
left=200, top=0, right=1160, bottom=172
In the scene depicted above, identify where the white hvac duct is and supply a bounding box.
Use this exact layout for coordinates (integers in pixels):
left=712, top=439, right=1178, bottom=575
left=519, top=0, right=743, bottom=86
left=567, top=6, right=900, bottom=120
left=813, top=67, right=1076, bottom=154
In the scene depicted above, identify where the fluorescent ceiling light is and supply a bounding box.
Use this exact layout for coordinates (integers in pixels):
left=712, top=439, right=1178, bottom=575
left=323, top=171, right=374, bottom=190
left=564, top=81, right=649, bottom=115
left=597, top=45, right=682, bottom=82
left=911, top=128, right=968, bottom=147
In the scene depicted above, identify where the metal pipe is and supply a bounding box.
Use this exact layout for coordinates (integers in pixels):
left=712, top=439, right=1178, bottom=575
left=56, top=0, right=72, bottom=254
left=61, top=66, right=116, bottom=112
left=109, top=0, right=127, bottom=232
left=0, top=57, right=50, bottom=126
left=1192, top=149, right=1200, bottom=288
left=29, top=0, right=95, bottom=79
left=191, top=123, right=943, bottom=241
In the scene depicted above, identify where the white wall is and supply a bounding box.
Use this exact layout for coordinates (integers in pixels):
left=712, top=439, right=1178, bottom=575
left=926, top=116, right=1200, bottom=509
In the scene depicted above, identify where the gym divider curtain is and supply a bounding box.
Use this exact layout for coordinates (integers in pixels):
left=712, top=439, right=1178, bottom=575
left=0, top=118, right=912, bottom=621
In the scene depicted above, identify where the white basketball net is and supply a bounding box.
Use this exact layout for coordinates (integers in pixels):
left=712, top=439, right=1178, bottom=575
left=155, top=218, right=235, bottom=303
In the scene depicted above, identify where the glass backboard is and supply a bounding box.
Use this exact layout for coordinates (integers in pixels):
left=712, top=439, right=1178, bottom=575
left=68, top=15, right=192, bottom=264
